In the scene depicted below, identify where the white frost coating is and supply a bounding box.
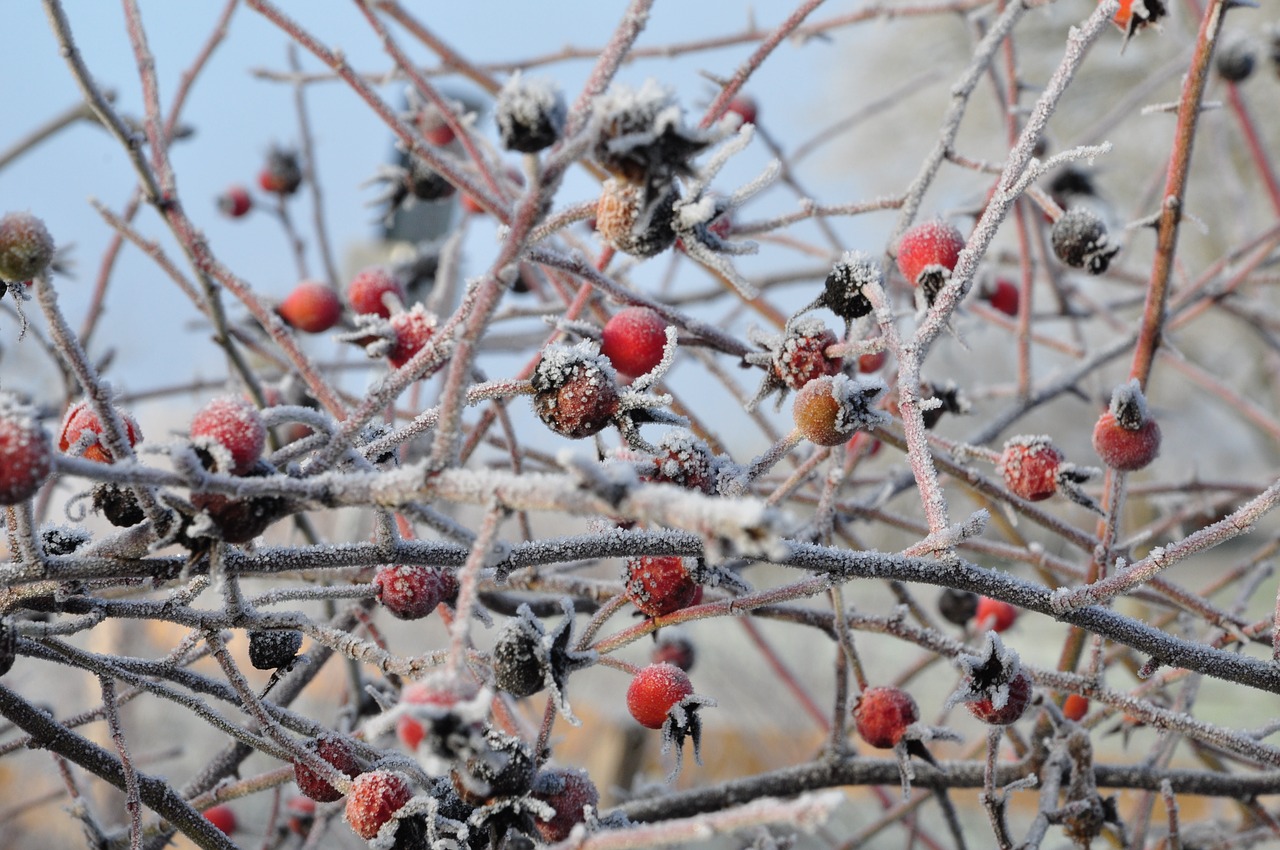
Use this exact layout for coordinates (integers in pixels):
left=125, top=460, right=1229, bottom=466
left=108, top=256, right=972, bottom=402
left=496, top=72, right=563, bottom=127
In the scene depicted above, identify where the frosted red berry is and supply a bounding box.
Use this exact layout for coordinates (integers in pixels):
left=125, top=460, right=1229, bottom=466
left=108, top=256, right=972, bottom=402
left=0, top=212, right=55, bottom=282
left=725, top=94, right=758, bottom=126
left=191, top=395, right=266, bottom=475
left=967, top=669, right=1032, bottom=725
left=203, top=804, right=237, bottom=836
left=0, top=397, right=52, bottom=505
left=532, top=343, right=622, bottom=439
left=974, top=597, right=1019, bottom=632
left=858, top=350, right=887, bottom=373
left=896, top=220, right=965, bottom=304
left=345, top=771, right=412, bottom=840
left=986, top=279, right=1019, bottom=317
left=644, top=429, right=718, bottom=495
left=627, top=663, right=694, bottom=729
left=772, top=321, right=841, bottom=391
left=347, top=267, right=406, bottom=319
left=374, top=565, right=457, bottom=620
left=853, top=686, right=920, bottom=749
left=217, top=185, right=252, bottom=218
left=625, top=556, right=700, bottom=618
left=532, top=768, right=599, bottom=843
left=1093, top=411, right=1160, bottom=471
left=999, top=436, right=1063, bottom=502
left=295, top=734, right=363, bottom=803
left=278, top=281, right=341, bottom=333
left=387, top=305, right=437, bottom=368
left=258, top=147, right=303, bottom=195
left=396, top=677, right=478, bottom=752
left=601, top=306, right=669, bottom=380
left=1062, top=694, right=1089, bottom=722
left=58, top=401, right=142, bottom=464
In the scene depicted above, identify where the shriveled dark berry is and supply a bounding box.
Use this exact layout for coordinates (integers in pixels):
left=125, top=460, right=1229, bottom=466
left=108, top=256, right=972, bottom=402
left=93, top=483, right=144, bottom=528
left=493, top=619, right=545, bottom=698
left=1051, top=207, right=1119, bottom=274
left=822, top=251, right=879, bottom=321
left=451, top=729, right=535, bottom=804
left=40, top=525, right=90, bottom=556
left=495, top=74, right=565, bottom=153
left=248, top=629, right=303, bottom=670
left=938, top=588, right=979, bottom=627
left=1216, top=34, right=1258, bottom=82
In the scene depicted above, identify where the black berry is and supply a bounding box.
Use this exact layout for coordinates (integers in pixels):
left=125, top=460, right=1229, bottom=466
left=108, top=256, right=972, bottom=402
left=248, top=629, right=303, bottom=670
left=1051, top=207, right=1119, bottom=275
left=495, top=74, right=566, bottom=153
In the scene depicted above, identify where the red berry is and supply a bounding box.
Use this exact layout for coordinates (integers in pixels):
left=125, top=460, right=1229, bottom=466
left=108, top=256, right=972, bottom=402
left=258, top=147, right=303, bottom=195
left=651, top=631, right=696, bottom=672
left=344, top=770, right=413, bottom=841
left=601, top=306, right=670, bottom=380
left=967, top=670, right=1032, bottom=725
left=203, top=804, right=237, bottom=836
left=625, top=556, right=700, bottom=618
left=374, top=565, right=457, bottom=620
left=853, top=686, right=920, bottom=749
left=191, top=395, right=266, bottom=475
left=0, top=212, right=55, bottom=282
left=998, top=436, right=1063, bottom=502
left=278, top=281, right=341, bottom=333
left=1062, top=694, right=1089, bottom=722
left=286, top=796, right=316, bottom=836
left=974, top=597, right=1019, bottom=632
left=531, top=768, right=599, bottom=843
left=1093, top=411, right=1160, bottom=472
left=532, top=343, right=622, bottom=439
left=396, top=678, right=476, bottom=752
left=896, top=220, right=965, bottom=303
left=0, top=397, right=52, bottom=505
left=643, top=429, right=718, bottom=495
left=858, top=350, right=887, bottom=373
left=987, top=279, right=1019, bottom=317
left=1109, top=0, right=1166, bottom=34
left=725, top=94, right=758, bottom=126
left=772, top=321, right=841, bottom=391
left=346, top=267, right=406, bottom=318
left=58, top=401, right=142, bottom=464
left=217, top=185, right=252, bottom=218
left=424, top=122, right=456, bottom=147
left=387, top=305, right=437, bottom=368
left=295, top=734, right=363, bottom=803
left=626, top=663, right=694, bottom=729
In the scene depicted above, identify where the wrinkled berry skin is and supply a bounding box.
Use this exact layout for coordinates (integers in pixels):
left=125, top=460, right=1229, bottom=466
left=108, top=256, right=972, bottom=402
left=999, top=436, right=1063, bottom=502
left=374, top=565, right=457, bottom=621
left=248, top=629, right=303, bottom=670
left=0, top=212, right=55, bottom=282
left=294, top=734, right=363, bottom=803
left=345, top=771, right=413, bottom=840
left=853, top=686, right=919, bottom=749
left=967, top=670, right=1032, bottom=725
left=1051, top=207, right=1118, bottom=274
left=625, top=556, right=700, bottom=618
left=492, top=622, right=544, bottom=698
left=531, top=345, right=621, bottom=439
left=0, top=398, right=52, bottom=505
left=531, top=768, right=599, bottom=843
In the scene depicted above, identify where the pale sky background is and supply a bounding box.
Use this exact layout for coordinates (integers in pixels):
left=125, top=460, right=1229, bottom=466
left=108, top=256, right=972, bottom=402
left=2, top=2, right=874, bottom=406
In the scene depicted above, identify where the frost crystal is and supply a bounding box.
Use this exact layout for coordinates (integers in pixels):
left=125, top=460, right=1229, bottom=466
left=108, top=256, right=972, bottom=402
left=495, top=72, right=566, bottom=153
